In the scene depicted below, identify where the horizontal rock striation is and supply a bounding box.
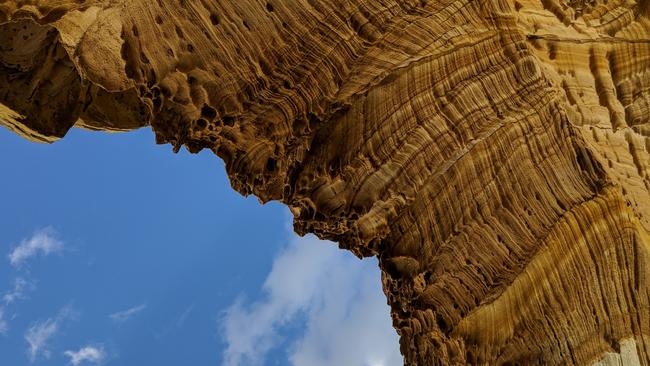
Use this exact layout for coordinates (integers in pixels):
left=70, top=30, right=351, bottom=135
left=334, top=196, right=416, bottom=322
left=1, top=1, right=649, bottom=364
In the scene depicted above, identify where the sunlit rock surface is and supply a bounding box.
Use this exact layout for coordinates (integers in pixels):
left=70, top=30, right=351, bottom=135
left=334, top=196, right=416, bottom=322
left=1, top=1, right=649, bottom=364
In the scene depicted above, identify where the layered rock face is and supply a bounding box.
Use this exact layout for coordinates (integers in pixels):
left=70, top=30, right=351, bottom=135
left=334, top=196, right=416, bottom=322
left=1, top=1, right=649, bottom=364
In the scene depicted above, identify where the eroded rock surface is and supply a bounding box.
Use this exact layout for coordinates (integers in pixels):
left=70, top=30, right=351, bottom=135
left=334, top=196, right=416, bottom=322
left=1, top=1, right=649, bottom=364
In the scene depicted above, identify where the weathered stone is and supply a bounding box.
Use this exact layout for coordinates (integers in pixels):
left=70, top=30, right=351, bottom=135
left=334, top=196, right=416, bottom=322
left=1, top=1, right=649, bottom=364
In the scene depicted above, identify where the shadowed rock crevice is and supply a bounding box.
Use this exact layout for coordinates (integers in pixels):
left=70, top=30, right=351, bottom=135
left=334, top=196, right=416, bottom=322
left=1, top=1, right=649, bottom=365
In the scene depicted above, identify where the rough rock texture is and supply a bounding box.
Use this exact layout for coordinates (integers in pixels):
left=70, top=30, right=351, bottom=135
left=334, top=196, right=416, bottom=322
left=1, top=1, right=649, bottom=364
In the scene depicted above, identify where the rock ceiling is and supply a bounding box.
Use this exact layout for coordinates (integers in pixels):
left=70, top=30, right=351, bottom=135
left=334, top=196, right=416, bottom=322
left=1, top=0, right=649, bottom=364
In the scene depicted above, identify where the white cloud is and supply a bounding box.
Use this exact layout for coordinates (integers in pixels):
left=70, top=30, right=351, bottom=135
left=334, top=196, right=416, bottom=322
left=26, top=318, right=57, bottom=361
left=25, top=305, right=73, bottom=362
left=109, top=304, right=146, bottom=323
left=0, top=277, right=32, bottom=335
left=64, top=345, right=106, bottom=366
left=3, top=277, right=29, bottom=305
left=8, top=227, right=64, bottom=267
left=221, top=232, right=402, bottom=366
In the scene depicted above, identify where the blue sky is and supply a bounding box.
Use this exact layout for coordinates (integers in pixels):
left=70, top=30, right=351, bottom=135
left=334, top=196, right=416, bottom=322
left=0, top=127, right=401, bottom=366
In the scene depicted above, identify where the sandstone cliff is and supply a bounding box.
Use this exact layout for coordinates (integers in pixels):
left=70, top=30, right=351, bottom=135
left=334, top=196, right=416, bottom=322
left=1, top=1, right=649, bottom=365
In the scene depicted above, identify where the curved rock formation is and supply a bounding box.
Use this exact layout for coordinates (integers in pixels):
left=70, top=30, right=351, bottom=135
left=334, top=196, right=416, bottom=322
left=1, top=1, right=649, bottom=364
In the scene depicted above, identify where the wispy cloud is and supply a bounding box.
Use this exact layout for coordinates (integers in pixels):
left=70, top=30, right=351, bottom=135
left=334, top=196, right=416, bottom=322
left=221, top=232, right=402, bottom=366
left=153, top=304, right=194, bottom=340
left=0, top=277, right=31, bottom=334
left=0, top=308, right=8, bottom=335
left=25, top=305, right=74, bottom=362
left=109, top=304, right=146, bottom=323
left=26, top=318, right=57, bottom=361
left=3, top=277, right=29, bottom=305
left=8, top=227, right=63, bottom=267
left=177, top=304, right=194, bottom=328
left=64, top=345, right=106, bottom=366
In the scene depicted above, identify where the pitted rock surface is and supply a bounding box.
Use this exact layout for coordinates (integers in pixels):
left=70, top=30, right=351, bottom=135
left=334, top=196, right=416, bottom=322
left=1, top=1, right=649, bottom=364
